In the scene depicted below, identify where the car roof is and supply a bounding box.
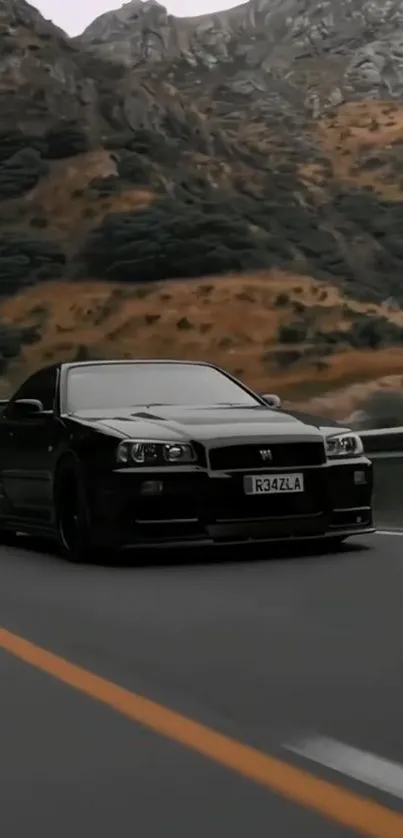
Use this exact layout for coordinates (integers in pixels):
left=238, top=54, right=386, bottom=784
left=28, top=359, right=219, bottom=376
left=62, top=359, right=218, bottom=371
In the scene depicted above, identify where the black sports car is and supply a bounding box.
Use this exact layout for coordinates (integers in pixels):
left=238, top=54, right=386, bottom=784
left=0, top=359, right=374, bottom=562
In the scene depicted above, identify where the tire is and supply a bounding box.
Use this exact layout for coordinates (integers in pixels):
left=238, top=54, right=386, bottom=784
left=0, top=528, right=18, bottom=547
left=54, top=466, right=101, bottom=564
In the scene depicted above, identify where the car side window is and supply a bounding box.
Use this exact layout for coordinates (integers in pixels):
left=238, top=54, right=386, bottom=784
left=4, top=367, right=57, bottom=418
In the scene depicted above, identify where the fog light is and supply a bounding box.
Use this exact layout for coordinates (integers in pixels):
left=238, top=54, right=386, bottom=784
left=354, top=470, right=366, bottom=485
left=140, top=480, right=163, bottom=495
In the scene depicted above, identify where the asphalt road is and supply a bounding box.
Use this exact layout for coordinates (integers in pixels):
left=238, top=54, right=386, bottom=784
left=1, top=533, right=403, bottom=837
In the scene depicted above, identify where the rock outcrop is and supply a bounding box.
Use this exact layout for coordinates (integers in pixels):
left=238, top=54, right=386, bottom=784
left=79, top=0, right=403, bottom=112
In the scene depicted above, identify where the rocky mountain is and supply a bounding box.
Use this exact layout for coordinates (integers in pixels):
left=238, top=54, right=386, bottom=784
left=2, top=0, right=403, bottom=414
left=79, top=0, right=403, bottom=109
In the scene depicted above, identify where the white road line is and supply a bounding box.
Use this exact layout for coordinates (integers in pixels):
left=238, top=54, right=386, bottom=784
left=285, top=735, right=403, bottom=800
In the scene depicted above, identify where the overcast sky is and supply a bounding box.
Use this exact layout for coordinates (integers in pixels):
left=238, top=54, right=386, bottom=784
left=33, top=0, right=238, bottom=37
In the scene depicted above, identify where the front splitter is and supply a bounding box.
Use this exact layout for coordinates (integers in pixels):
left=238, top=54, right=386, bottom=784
left=121, top=527, right=375, bottom=551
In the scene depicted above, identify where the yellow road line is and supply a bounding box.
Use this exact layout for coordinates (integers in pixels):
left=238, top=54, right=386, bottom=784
left=0, top=626, right=402, bottom=837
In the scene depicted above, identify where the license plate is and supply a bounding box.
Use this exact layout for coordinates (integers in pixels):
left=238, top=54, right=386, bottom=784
left=244, top=473, right=304, bottom=495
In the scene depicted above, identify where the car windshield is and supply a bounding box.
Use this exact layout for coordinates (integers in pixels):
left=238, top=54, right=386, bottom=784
left=66, top=363, right=260, bottom=412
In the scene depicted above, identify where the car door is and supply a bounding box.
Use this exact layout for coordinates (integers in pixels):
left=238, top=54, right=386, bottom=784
left=0, top=367, right=61, bottom=524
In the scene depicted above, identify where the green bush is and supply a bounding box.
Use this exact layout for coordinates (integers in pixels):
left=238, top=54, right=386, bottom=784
left=0, top=325, right=21, bottom=359
left=89, top=176, right=119, bottom=196
left=176, top=317, right=193, bottom=330
left=0, top=130, right=45, bottom=164
left=42, top=122, right=90, bottom=159
left=312, top=330, right=341, bottom=347
left=117, top=153, right=151, bottom=184
left=0, top=322, right=40, bottom=367
left=345, top=315, right=403, bottom=349
left=30, top=216, right=49, bottom=229
left=0, top=148, right=48, bottom=199
left=278, top=321, right=308, bottom=343
left=355, top=390, right=403, bottom=429
left=274, top=292, right=289, bottom=307
left=273, top=349, right=304, bottom=367
left=0, top=234, right=66, bottom=294
left=82, top=199, right=271, bottom=284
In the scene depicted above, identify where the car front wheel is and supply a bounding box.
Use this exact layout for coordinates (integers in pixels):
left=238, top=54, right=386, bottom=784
left=0, top=528, right=18, bottom=547
left=55, top=468, right=108, bottom=564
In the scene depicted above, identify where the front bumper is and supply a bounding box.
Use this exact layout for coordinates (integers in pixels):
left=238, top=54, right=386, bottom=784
left=88, top=457, right=374, bottom=550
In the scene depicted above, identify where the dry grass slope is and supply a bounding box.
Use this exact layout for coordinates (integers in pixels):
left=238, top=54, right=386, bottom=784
left=1, top=150, right=155, bottom=249
left=2, top=269, right=403, bottom=416
left=316, top=101, right=403, bottom=199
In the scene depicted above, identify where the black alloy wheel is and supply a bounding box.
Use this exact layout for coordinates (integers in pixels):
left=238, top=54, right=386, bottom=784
left=55, top=471, right=94, bottom=563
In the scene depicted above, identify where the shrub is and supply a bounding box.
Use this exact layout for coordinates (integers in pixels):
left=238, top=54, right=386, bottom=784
left=104, top=128, right=162, bottom=157
left=360, top=155, right=383, bottom=171
left=89, top=176, right=119, bottom=196
left=176, top=317, right=193, bottom=330
left=278, top=321, right=308, bottom=343
left=20, top=325, right=42, bottom=345
left=82, top=198, right=271, bottom=284
left=312, top=330, right=341, bottom=347
left=0, top=322, right=40, bottom=367
left=355, top=390, right=403, bottom=429
left=345, top=315, right=403, bottom=349
left=42, top=122, right=90, bottom=159
left=30, top=216, right=48, bottom=229
left=117, top=153, right=151, bottom=184
left=273, top=349, right=304, bottom=367
left=0, top=233, right=66, bottom=294
left=218, top=337, right=234, bottom=349
left=82, top=207, right=97, bottom=219
left=0, top=325, right=21, bottom=359
left=274, top=292, right=290, bottom=307
left=0, top=148, right=48, bottom=199
left=0, top=129, right=45, bottom=164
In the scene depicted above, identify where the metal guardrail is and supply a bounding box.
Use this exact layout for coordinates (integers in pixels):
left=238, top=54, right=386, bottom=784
left=360, top=426, right=403, bottom=455
left=360, top=429, right=403, bottom=529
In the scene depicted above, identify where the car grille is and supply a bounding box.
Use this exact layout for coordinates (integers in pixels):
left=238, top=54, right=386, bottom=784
left=208, top=441, right=325, bottom=470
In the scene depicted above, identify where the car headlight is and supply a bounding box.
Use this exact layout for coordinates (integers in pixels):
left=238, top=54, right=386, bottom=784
left=116, top=440, right=196, bottom=465
left=324, top=432, right=364, bottom=459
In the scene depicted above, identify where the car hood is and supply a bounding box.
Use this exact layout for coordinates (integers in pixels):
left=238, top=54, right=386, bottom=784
left=70, top=405, right=351, bottom=444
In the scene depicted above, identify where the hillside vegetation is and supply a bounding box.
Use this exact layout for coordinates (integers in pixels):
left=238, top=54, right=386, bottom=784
left=2, top=0, right=403, bottom=414
left=3, top=271, right=403, bottom=419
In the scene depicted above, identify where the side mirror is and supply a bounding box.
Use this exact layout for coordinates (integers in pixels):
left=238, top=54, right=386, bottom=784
left=261, top=393, right=282, bottom=409
left=13, top=398, right=44, bottom=417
